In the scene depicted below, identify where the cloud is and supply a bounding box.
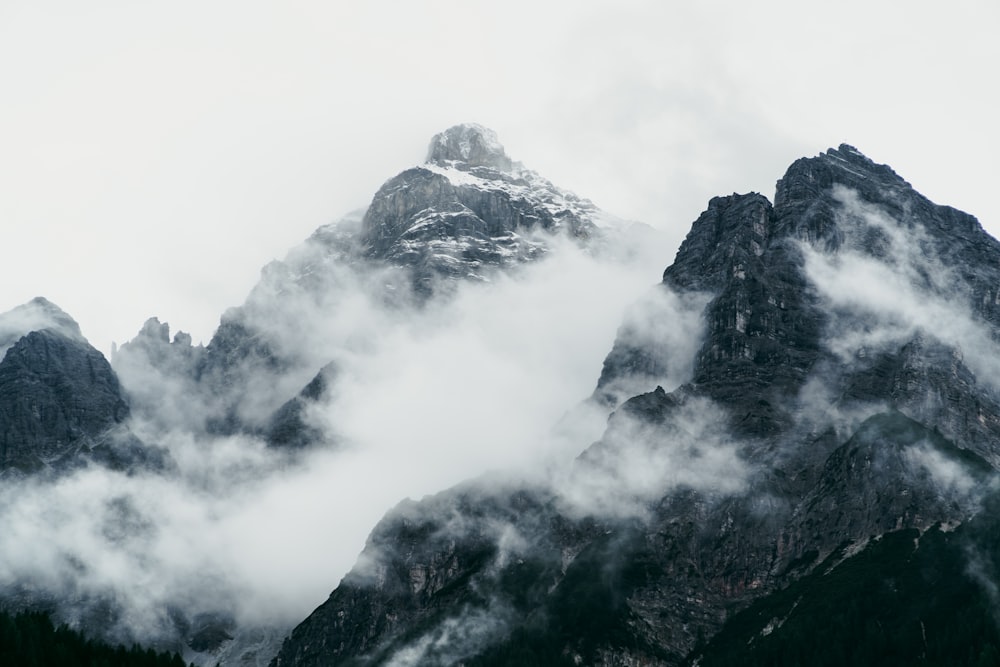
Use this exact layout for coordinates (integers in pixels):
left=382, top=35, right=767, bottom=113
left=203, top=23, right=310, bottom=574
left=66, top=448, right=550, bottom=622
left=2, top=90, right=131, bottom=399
left=594, top=284, right=711, bottom=407
left=554, top=393, right=749, bottom=520
left=0, top=297, right=84, bottom=359
left=800, top=185, right=1000, bottom=390
left=903, top=443, right=981, bottom=498
left=0, top=228, right=679, bottom=653
left=384, top=602, right=515, bottom=667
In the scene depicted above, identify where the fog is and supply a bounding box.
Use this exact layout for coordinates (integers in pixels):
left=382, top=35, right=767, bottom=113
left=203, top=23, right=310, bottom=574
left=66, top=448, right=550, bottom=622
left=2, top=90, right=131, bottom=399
left=0, top=220, right=687, bottom=649
left=554, top=393, right=749, bottom=521
left=801, top=186, right=1000, bottom=386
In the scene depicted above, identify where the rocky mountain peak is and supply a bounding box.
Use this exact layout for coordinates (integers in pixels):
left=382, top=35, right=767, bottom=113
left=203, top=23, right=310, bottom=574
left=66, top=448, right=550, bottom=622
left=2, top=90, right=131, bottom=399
left=356, top=123, right=618, bottom=297
left=662, top=192, right=773, bottom=293
left=663, top=145, right=911, bottom=293
left=137, top=317, right=170, bottom=344
left=0, top=298, right=130, bottom=473
left=425, top=122, right=515, bottom=172
left=0, top=297, right=85, bottom=359
left=773, top=144, right=910, bottom=221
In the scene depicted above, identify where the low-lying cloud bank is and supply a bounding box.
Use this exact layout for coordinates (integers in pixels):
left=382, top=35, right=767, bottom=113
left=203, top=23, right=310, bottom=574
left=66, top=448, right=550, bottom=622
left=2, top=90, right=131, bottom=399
left=0, top=231, right=699, bottom=646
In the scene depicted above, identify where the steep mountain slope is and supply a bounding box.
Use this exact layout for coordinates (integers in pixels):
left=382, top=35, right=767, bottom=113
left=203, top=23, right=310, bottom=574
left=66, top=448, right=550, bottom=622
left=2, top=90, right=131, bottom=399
left=690, top=493, right=1000, bottom=666
left=114, top=123, right=644, bottom=443
left=271, top=145, right=1000, bottom=666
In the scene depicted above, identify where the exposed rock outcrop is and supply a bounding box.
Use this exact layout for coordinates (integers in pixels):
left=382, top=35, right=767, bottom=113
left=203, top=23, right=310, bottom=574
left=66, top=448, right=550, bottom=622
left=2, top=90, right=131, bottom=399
left=0, top=298, right=130, bottom=473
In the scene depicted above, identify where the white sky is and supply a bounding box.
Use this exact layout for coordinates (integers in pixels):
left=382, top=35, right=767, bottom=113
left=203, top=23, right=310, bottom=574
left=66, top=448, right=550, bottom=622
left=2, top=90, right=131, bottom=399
left=2, top=0, right=997, bottom=355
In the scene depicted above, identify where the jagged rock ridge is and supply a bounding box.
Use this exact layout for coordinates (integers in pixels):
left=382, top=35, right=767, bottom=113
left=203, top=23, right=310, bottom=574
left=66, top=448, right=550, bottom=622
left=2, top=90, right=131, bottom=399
left=270, top=145, right=1000, bottom=666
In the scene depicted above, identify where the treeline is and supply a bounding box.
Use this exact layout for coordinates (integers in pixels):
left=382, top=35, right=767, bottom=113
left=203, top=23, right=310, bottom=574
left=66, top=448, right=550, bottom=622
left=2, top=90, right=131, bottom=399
left=691, top=525, right=1000, bottom=667
left=0, top=609, right=190, bottom=667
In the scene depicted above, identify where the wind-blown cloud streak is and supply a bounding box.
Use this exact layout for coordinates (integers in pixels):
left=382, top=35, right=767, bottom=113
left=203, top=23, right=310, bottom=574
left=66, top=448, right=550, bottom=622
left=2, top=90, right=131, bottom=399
left=801, top=186, right=1000, bottom=389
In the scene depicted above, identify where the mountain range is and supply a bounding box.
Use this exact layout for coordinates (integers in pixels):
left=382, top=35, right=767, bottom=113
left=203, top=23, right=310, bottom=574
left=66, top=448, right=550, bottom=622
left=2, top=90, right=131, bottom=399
left=2, top=125, right=1000, bottom=666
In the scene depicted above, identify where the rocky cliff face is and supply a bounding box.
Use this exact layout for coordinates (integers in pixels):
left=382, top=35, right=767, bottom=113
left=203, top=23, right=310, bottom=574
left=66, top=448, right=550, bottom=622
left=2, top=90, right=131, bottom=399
left=360, top=123, right=611, bottom=295
left=0, top=298, right=131, bottom=473
left=270, top=145, right=1000, bottom=666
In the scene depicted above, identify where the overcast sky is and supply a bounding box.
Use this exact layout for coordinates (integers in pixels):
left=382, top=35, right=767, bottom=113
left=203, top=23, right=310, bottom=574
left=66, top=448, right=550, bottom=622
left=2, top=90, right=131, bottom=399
left=2, top=0, right=997, bottom=355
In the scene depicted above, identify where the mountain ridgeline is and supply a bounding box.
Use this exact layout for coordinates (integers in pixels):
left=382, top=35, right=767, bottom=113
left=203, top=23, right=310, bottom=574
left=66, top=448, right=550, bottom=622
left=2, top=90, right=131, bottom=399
left=0, top=297, right=151, bottom=474
left=1, top=126, right=999, bottom=666
left=269, top=143, right=1000, bottom=666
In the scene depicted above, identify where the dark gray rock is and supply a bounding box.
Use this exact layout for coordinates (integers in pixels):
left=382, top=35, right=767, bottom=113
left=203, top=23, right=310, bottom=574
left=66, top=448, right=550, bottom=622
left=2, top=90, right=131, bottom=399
left=263, top=362, right=336, bottom=449
left=789, top=411, right=991, bottom=548
left=0, top=300, right=130, bottom=473
left=271, top=481, right=597, bottom=667
left=359, top=123, right=609, bottom=298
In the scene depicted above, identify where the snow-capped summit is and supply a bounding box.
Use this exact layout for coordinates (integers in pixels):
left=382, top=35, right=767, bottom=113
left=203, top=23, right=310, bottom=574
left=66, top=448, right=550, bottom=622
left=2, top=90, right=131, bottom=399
left=361, top=124, right=648, bottom=294
left=426, top=122, right=515, bottom=172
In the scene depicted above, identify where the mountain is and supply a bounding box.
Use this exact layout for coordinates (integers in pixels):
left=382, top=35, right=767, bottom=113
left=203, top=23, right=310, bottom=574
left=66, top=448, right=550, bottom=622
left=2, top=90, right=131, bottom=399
left=0, top=297, right=148, bottom=474
left=7, top=130, right=999, bottom=666
left=113, top=122, right=643, bottom=444
left=0, top=124, right=653, bottom=667
left=269, top=145, right=1000, bottom=666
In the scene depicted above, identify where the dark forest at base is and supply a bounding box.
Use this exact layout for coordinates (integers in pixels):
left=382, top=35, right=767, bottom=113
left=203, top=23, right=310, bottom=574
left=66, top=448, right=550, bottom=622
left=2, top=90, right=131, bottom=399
left=0, top=610, right=190, bottom=667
